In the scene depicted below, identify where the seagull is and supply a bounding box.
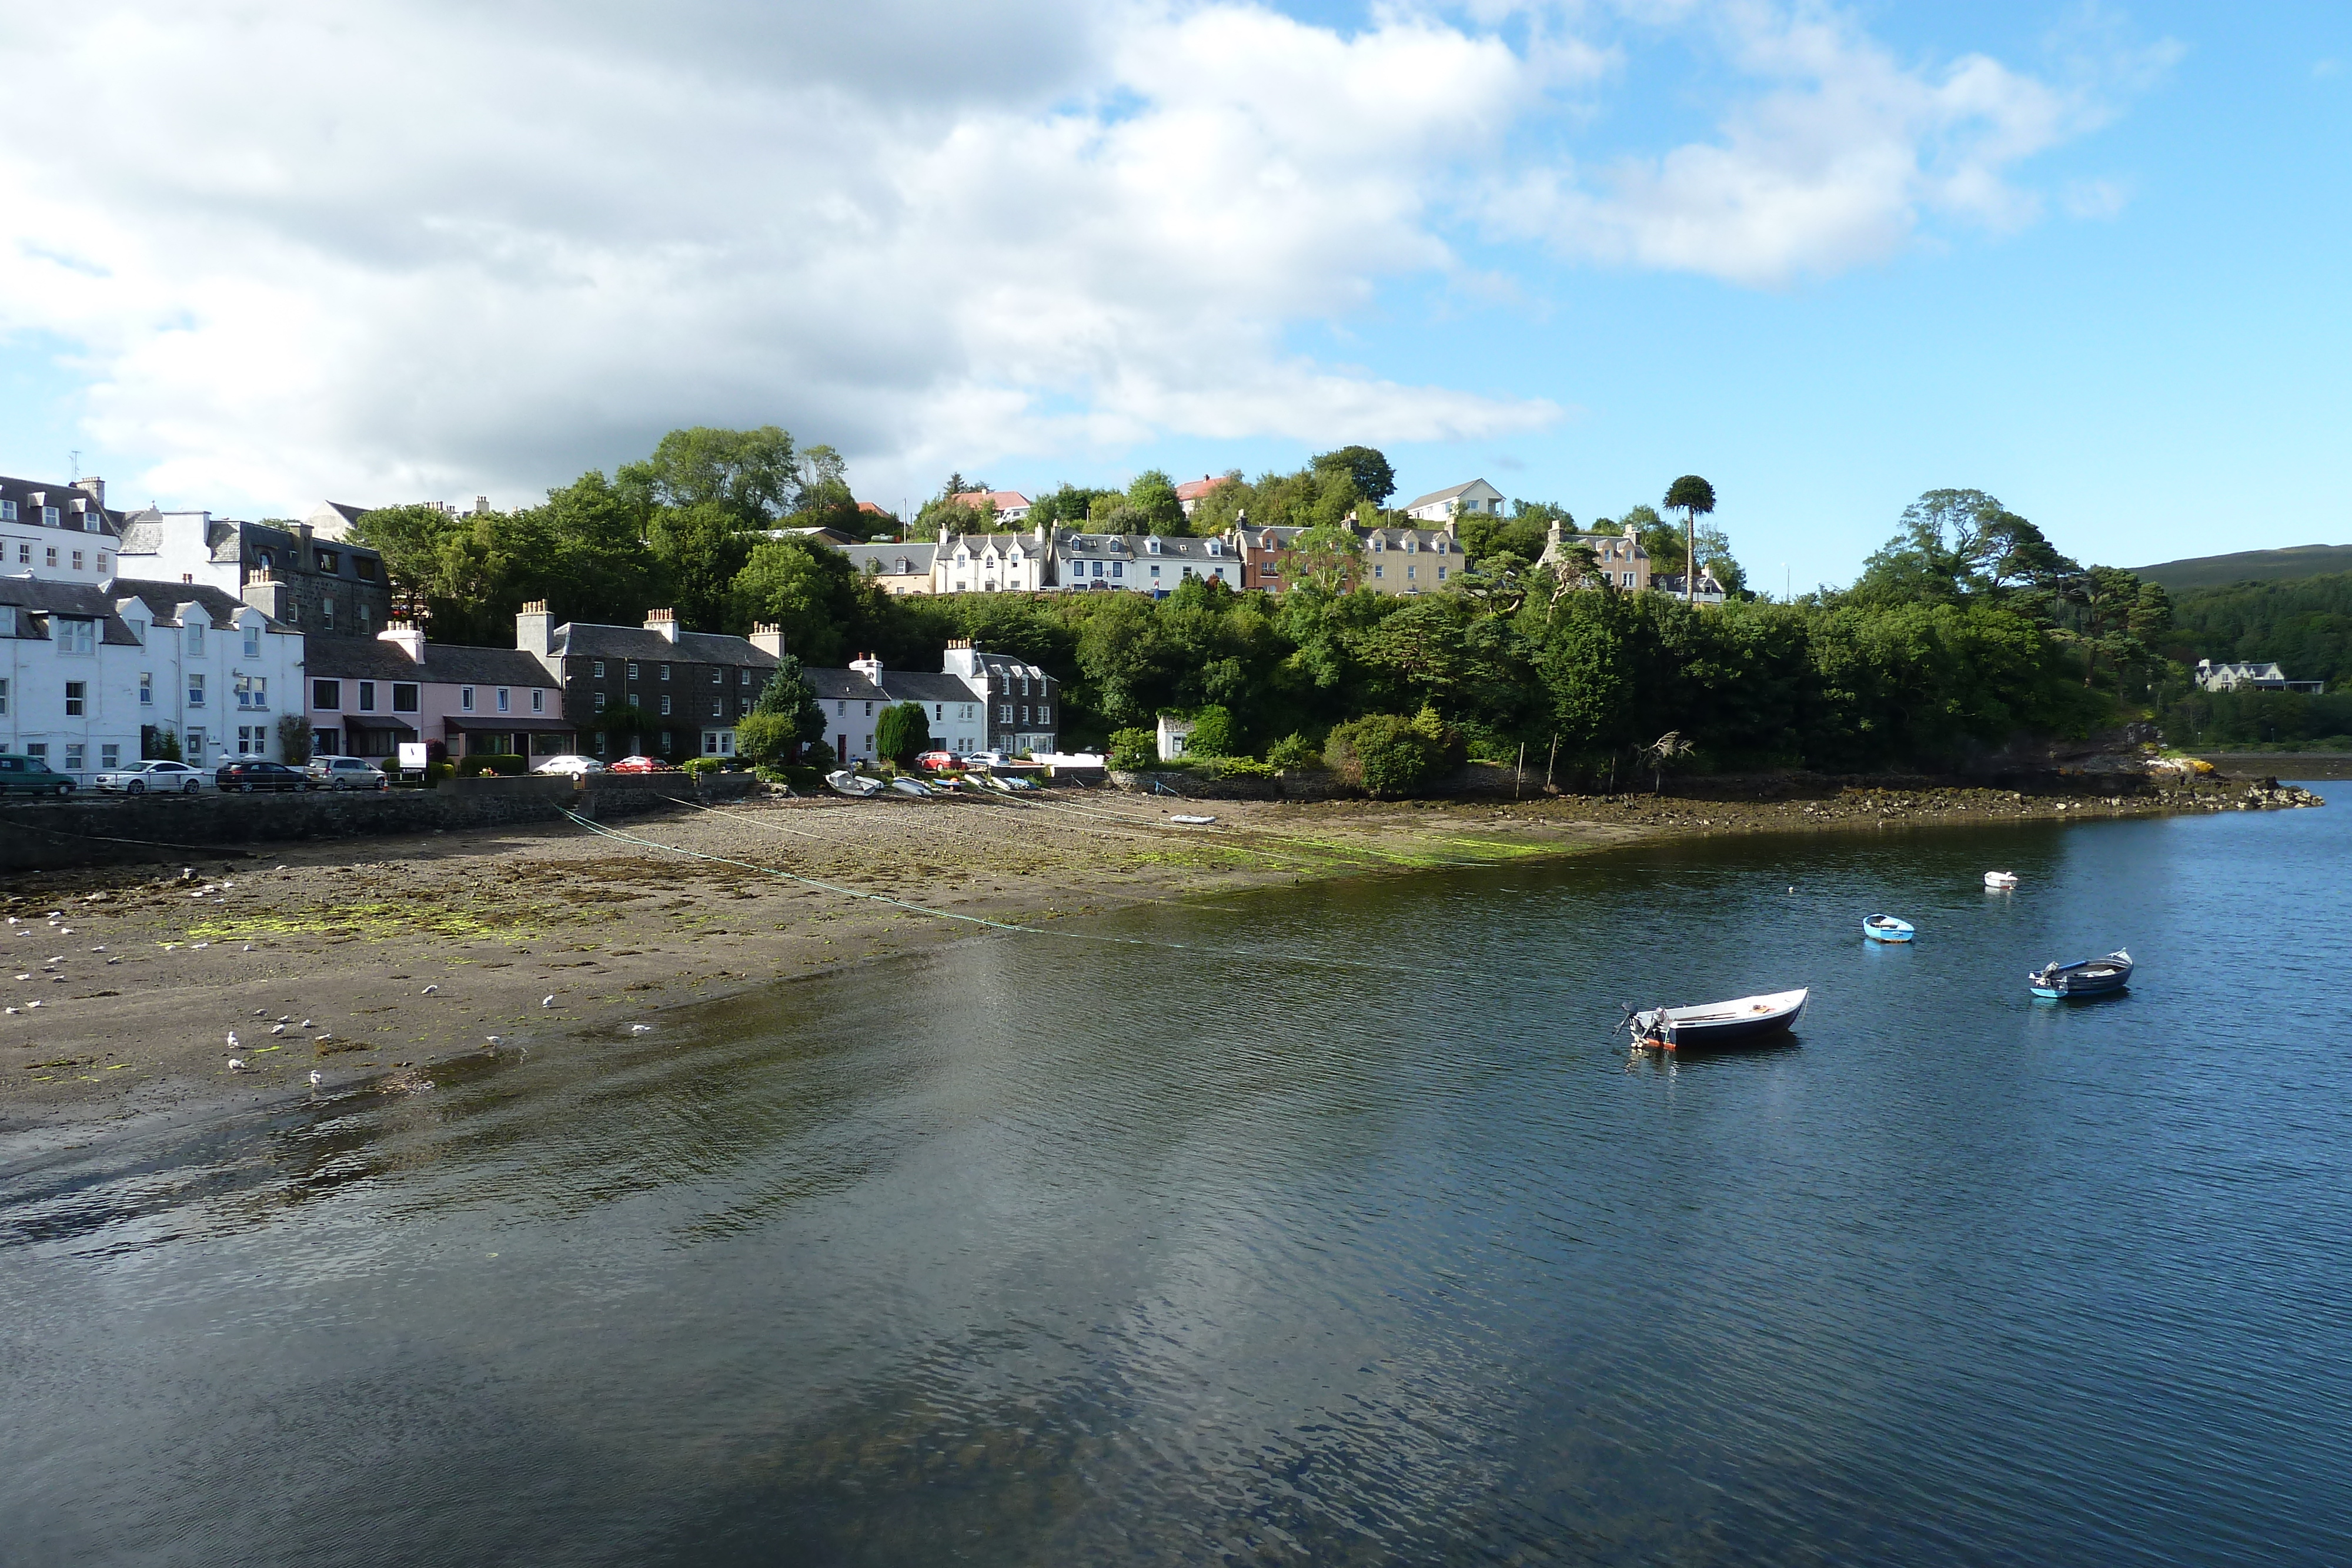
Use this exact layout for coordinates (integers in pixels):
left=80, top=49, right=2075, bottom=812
left=300, top=1019, right=312, bottom=1028
left=309, top=1071, right=323, bottom=1089
left=277, top=1015, right=290, bottom=1024
left=629, top=1023, right=653, bottom=1034
left=106, top=957, right=120, bottom=965
left=90, top=945, right=105, bottom=952
left=228, top=1058, right=245, bottom=1071
left=4, top=1007, right=17, bottom=1016
left=227, top=1031, right=240, bottom=1048
left=26, top=1000, right=41, bottom=1009
left=542, top=995, right=555, bottom=1008
left=316, top=1031, right=333, bottom=1042
left=270, top=1024, right=286, bottom=1035
left=485, top=1035, right=503, bottom=1047
left=253, top=1008, right=268, bottom=1017
left=13, top=975, right=26, bottom=982
left=420, top=984, right=439, bottom=995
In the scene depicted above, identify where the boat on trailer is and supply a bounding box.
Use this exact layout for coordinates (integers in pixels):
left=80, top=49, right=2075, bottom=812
left=1862, top=914, right=1915, bottom=943
left=2029, top=950, right=2133, bottom=999
left=1626, top=988, right=1809, bottom=1052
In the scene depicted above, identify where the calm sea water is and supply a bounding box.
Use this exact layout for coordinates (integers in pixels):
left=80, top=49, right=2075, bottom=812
left=4, top=797, right=2349, bottom=1566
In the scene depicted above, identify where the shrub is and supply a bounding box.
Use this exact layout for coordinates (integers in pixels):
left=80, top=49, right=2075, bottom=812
left=143, top=727, right=182, bottom=763
left=1185, top=704, right=1237, bottom=757
left=1204, top=755, right=1276, bottom=780
left=275, top=713, right=312, bottom=765
left=874, top=701, right=930, bottom=767
left=1265, top=732, right=1324, bottom=771
left=423, top=761, right=455, bottom=788
left=1108, top=727, right=1158, bottom=770
left=681, top=757, right=723, bottom=778
left=734, top=711, right=799, bottom=766
left=454, top=754, right=526, bottom=777
left=1324, top=708, right=1462, bottom=796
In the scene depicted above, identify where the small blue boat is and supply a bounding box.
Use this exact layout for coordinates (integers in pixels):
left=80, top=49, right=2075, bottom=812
left=2029, top=949, right=2133, bottom=999
left=1862, top=914, right=1915, bottom=943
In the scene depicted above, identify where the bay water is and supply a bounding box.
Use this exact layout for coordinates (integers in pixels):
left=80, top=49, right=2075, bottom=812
left=4, top=796, right=2348, bottom=1564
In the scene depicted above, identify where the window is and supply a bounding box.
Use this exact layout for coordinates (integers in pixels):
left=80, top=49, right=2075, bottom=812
left=1020, top=705, right=1029, bottom=725
left=188, top=673, right=206, bottom=707
left=139, top=673, right=152, bottom=707
left=358, top=681, right=376, bottom=712
left=863, top=700, right=873, bottom=717
left=1438, top=566, right=1449, bottom=582
left=186, top=623, right=205, bottom=655
left=495, top=688, right=510, bottom=713
left=65, top=743, right=83, bottom=773
left=15, top=544, right=25, bottom=564
left=235, top=676, right=266, bottom=710
left=314, top=679, right=341, bottom=710
left=934, top=704, right=944, bottom=720
left=1374, top=564, right=1385, bottom=579
left=392, top=683, right=419, bottom=712
left=42, top=507, right=59, bottom=527
left=1150, top=564, right=1161, bottom=578
left=321, top=597, right=335, bottom=630
left=531, top=688, right=543, bottom=713
left=316, top=550, right=339, bottom=573
left=237, top=726, right=265, bottom=756
left=836, top=700, right=846, bottom=716
left=710, top=699, right=722, bottom=718
left=1000, top=704, right=1013, bottom=723
left=65, top=680, right=86, bottom=717
left=593, top=660, right=606, bottom=678
left=740, top=668, right=751, bottom=686
left=356, top=557, right=377, bottom=580
left=659, top=695, right=671, bottom=716
left=45, top=546, right=58, bottom=567
left=710, top=667, right=721, bottom=685
left=71, top=550, right=83, bottom=570
left=258, top=549, right=273, bottom=571
left=243, top=625, right=261, bottom=658
left=0, top=500, right=12, bottom=520
left=1112, top=561, right=1124, bottom=579
left=626, top=661, right=640, bottom=680
left=126, top=617, right=145, bottom=643
left=593, top=731, right=607, bottom=755
left=594, top=691, right=607, bottom=712
left=460, top=686, right=475, bottom=711
left=101, top=744, right=119, bottom=770
left=58, top=618, right=96, bottom=656
left=660, top=664, right=671, bottom=681
left=1406, top=566, right=1416, bottom=580
left=26, top=743, right=45, bottom=761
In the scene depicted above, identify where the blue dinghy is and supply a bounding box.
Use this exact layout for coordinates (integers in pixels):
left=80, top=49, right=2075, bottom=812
left=1862, top=914, right=1915, bottom=943
left=2029, top=949, right=2133, bottom=999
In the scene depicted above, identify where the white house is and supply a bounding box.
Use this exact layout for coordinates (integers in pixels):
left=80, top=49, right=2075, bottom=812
left=2194, top=658, right=2323, bottom=694
left=1399, top=479, right=1505, bottom=524
left=1, top=473, right=123, bottom=583
left=804, top=644, right=1059, bottom=764
left=1155, top=714, right=1195, bottom=761
left=1051, top=531, right=1242, bottom=596
left=1652, top=571, right=1729, bottom=606
left=934, top=526, right=1051, bottom=593
left=111, top=580, right=307, bottom=770
left=0, top=580, right=144, bottom=781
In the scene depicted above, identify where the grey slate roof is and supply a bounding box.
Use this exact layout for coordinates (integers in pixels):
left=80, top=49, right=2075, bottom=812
left=109, top=578, right=294, bottom=633
left=805, top=668, right=887, bottom=701
left=878, top=671, right=977, bottom=704
left=0, top=578, right=143, bottom=644
left=0, top=474, right=121, bottom=538
left=837, top=543, right=937, bottom=576
left=305, top=639, right=429, bottom=681
left=1055, top=531, right=1239, bottom=563
left=306, top=637, right=553, bottom=686
left=551, top=623, right=780, bottom=668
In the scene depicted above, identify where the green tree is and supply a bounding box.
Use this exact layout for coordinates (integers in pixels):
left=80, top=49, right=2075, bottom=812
left=1662, top=476, right=1716, bottom=603
left=620, top=426, right=801, bottom=525
left=743, top=654, right=830, bottom=761
left=733, top=539, right=867, bottom=665
left=648, top=500, right=757, bottom=633
left=1289, top=521, right=1362, bottom=594
left=873, top=701, right=931, bottom=765
left=1124, top=470, right=1187, bottom=534
left=1185, top=704, right=1237, bottom=757
left=1311, top=445, right=1397, bottom=506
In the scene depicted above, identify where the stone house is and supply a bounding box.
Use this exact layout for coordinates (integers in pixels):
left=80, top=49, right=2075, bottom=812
left=805, top=644, right=1058, bottom=764
left=1356, top=523, right=1463, bottom=596
left=838, top=541, right=938, bottom=596
left=516, top=604, right=781, bottom=761
left=1538, top=522, right=1652, bottom=593
left=0, top=580, right=145, bottom=781
left=114, top=509, right=392, bottom=638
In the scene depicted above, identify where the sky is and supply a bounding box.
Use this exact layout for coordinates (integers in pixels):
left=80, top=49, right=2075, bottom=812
left=1, top=1, right=2346, bottom=590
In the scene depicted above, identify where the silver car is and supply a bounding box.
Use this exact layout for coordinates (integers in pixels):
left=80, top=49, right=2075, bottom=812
left=93, top=759, right=209, bottom=795
left=306, top=755, right=390, bottom=791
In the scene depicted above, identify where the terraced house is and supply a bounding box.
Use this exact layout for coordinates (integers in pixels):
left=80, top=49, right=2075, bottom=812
left=516, top=604, right=780, bottom=761
left=0, top=474, right=121, bottom=582
left=806, top=644, right=1057, bottom=764
left=1051, top=530, right=1242, bottom=596
left=114, top=507, right=392, bottom=637
left=305, top=626, right=566, bottom=763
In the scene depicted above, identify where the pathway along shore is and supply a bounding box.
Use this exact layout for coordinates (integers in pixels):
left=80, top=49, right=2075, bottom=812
left=0, top=774, right=2321, bottom=1136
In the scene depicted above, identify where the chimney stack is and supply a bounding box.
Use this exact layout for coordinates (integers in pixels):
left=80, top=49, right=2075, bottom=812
left=849, top=653, right=884, bottom=683
left=74, top=476, right=105, bottom=510
left=379, top=621, right=426, bottom=663
left=473, top=496, right=489, bottom=514
left=644, top=607, right=680, bottom=643
left=515, top=599, right=553, bottom=660
left=749, top=621, right=786, bottom=658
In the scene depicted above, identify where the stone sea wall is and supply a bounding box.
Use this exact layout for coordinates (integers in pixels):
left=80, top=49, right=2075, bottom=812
left=0, top=773, right=766, bottom=873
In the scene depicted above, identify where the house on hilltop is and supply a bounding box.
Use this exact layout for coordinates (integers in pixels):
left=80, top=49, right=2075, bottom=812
left=1400, top=479, right=1505, bottom=523
left=2194, top=658, right=2324, bottom=694
left=1538, top=522, right=1651, bottom=593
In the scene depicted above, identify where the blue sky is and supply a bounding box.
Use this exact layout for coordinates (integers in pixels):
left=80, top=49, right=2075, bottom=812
left=2, top=1, right=2345, bottom=589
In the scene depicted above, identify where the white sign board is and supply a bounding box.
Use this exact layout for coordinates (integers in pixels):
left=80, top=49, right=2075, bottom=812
left=397, top=743, right=429, bottom=770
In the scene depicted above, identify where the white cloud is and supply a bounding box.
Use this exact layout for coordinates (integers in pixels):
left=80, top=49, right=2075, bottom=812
left=0, top=1, right=2143, bottom=511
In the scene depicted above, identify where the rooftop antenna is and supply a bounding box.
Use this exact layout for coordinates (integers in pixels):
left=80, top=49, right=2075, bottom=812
left=68, top=450, right=79, bottom=481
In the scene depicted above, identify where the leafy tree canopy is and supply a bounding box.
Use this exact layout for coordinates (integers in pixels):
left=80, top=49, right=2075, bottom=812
left=1311, top=445, right=1397, bottom=506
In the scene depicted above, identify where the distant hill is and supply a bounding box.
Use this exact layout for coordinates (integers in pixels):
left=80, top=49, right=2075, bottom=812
left=2133, top=544, right=2352, bottom=590
left=2160, top=570, right=2352, bottom=691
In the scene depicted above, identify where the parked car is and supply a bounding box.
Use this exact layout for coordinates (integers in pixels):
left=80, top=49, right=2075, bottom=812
left=533, top=754, right=605, bottom=776
left=964, top=750, right=1008, bottom=769
left=915, top=750, right=961, bottom=773
left=215, top=760, right=308, bottom=793
left=94, top=758, right=208, bottom=795
left=0, top=754, right=76, bottom=796
left=608, top=755, right=677, bottom=773
left=306, top=756, right=390, bottom=791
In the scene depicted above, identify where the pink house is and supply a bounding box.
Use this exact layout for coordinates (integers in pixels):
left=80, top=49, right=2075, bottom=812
left=306, top=623, right=572, bottom=761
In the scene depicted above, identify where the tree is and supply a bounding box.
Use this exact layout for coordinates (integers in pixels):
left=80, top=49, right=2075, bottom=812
left=874, top=701, right=931, bottom=765
left=647, top=500, right=756, bottom=633
left=275, top=713, right=312, bottom=764
left=743, top=654, right=829, bottom=762
left=1640, top=729, right=1696, bottom=793
left=1663, top=476, right=1716, bottom=604
left=1289, top=520, right=1362, bottom=594
left=1185, top=704, right=1237, bottom=757
left=732, top=538, right=868, bottom=665
left=619, top=426, right=800, bottom=526
left=1028, top=483, right=1124, bottom=530
left=1851, top=490, right=2079, bottom=610
left=1124, top=470, right=1186, bottom=534
left=1311, top=446, right=1397, bottom=507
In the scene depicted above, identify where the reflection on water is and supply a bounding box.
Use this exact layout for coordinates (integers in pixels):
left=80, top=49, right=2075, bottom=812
left=5, top=799, right=2351, bottom=1566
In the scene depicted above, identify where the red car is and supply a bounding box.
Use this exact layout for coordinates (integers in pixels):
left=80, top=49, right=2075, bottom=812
left=607, top=755, right=677, bottom=774
left=916, top=751, right=961, bottom=773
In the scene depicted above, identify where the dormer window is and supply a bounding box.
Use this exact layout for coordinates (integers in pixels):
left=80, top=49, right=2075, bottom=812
left=1371, top=535, right=1385, bottom=552
left=1147, top=538, right=1161, bottom=554
left=1206, top=539, right=1221, bottom=556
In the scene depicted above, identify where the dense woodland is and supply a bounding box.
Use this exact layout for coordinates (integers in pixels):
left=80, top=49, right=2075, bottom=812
left=343, top=427, right=2335, bottom=779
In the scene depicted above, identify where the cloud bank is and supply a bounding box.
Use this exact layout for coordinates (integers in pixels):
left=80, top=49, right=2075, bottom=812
left=0, top=2, right=2146, bottom=510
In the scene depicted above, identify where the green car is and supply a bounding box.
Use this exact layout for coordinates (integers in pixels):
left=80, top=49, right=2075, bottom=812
left=0, top=754, right=76, bottom=796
